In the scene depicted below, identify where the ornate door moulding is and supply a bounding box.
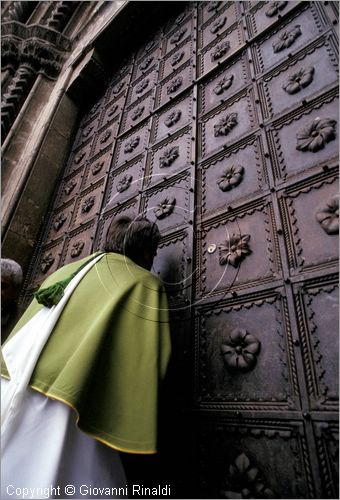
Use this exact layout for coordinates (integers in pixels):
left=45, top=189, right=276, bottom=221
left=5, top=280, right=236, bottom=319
left=1, top=22, right=71, bottom=76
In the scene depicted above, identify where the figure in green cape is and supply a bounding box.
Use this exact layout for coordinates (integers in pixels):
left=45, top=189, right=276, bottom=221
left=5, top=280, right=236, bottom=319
left=1, top=216, right=171, bottom=499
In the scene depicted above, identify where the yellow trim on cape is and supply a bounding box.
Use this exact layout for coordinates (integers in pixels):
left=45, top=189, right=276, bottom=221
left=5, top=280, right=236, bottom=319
left=28, top=382, right=157, bottom=455
left=1, top=252, right=171, bottom=455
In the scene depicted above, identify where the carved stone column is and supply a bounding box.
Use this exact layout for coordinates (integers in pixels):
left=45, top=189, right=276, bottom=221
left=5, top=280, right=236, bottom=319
left=1, top=2, right=77, bottom=142
left=1, top=64, right=35, bottom=140
left=2, top=1, right=32, bottom=23
left=45, top=1, right=79, bottom=32
left=1, top=22, right=71, bottom=143
left=1, top=36, right=20, bottom=91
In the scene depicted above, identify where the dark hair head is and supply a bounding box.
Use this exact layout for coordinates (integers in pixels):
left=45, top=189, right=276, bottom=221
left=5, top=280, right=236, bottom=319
left=103, top=215, right=161, bottom=262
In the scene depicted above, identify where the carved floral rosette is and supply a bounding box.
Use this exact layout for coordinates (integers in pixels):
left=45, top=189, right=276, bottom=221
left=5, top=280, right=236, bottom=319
left=171, top=51, right=184, bottom=67
left=207, top=1, right=221, bottom=13
left=217, top=165, right=244, bottom=191
left=136, top=78, right=149, bottom=94
left=107, top=104, right=118, bottom=117
left=315, top=195, right=339, bottom=235
left=140, top=55, right=154, bottom=71
left=154, top=196, right=176, bottom=219
left=210, top=16, right=226, bottom=35
left=40, top=252, right=54, bottom=273
left=211, top=41, right=230, bottom=62
left=71, top=240, right=85, bottom=258
left=131, top=105, right=144, bottom=121
left=116, top=174, right=133, bottom=193
left=92, top=161, right=104, bottom=176
left=160, top=146, right=179, bottom=168
left=124, top=135, right=140, bottom=154
left=214, top=112, right=238, bottom=137
left=81, top=196, right=95, bottom=213
left=112, top=81, right=124, bottom=94
left=218, top=233, right=251, bottom=267
left=265, top=1, right=288, bottom=18
left=221, top=453, right=274, bottom=499
left=74, top=151, right=85, bottom=165
left=170, top=27, right=187, bottom=45
left=220, top=327, right=261, bottom=372
left=167, top=76, right=183, bottom=94
left=164, top=109, right=182, bottom=127
left=53, top=212, right=67, bottom=231
left=100, top=130, right=112, bottom=144
left=82, top=125, right=93, bottom=139
left=272, top=25, right=301, bottom=53
left=213, top=74, right=234, bottom=96
left=296, top=117, right=337, bottom=153
left=64, top=179, right=76, bottom=195
left=282, top=66, right=314, bottom=95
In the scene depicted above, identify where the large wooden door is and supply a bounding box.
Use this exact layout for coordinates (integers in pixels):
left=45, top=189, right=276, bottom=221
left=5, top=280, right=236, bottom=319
left=22, top=2, right=338, bottom=497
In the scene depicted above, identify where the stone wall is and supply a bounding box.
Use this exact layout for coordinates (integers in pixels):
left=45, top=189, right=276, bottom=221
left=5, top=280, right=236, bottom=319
left=1, top=1, right=126, bottom=272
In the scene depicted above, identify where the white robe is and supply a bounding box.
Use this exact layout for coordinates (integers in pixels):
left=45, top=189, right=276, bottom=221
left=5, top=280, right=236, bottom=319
left=1, top=255, right=128, bottom=499
left=1, top=380, right=128, bottom=499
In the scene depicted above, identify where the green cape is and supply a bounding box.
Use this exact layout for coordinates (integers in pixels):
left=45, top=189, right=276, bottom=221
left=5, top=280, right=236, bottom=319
left=1, top=253, right=171, bottom=454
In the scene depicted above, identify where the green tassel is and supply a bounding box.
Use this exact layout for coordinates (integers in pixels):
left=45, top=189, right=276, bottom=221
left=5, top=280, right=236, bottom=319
left=34, top=277, right=74, bottom=308
left=34, top=252, right=104, bottom=308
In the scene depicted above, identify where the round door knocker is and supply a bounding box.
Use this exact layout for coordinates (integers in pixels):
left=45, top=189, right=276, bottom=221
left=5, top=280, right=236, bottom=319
left=207, top=243, right=217, bottom=254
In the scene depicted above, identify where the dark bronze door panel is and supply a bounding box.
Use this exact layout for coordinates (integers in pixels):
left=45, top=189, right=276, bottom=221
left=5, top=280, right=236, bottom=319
left=22, top=2, right=339, bottom=498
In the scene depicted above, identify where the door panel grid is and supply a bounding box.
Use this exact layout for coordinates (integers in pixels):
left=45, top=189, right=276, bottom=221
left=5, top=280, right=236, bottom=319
left=22, top=2, right=338, bottom=497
